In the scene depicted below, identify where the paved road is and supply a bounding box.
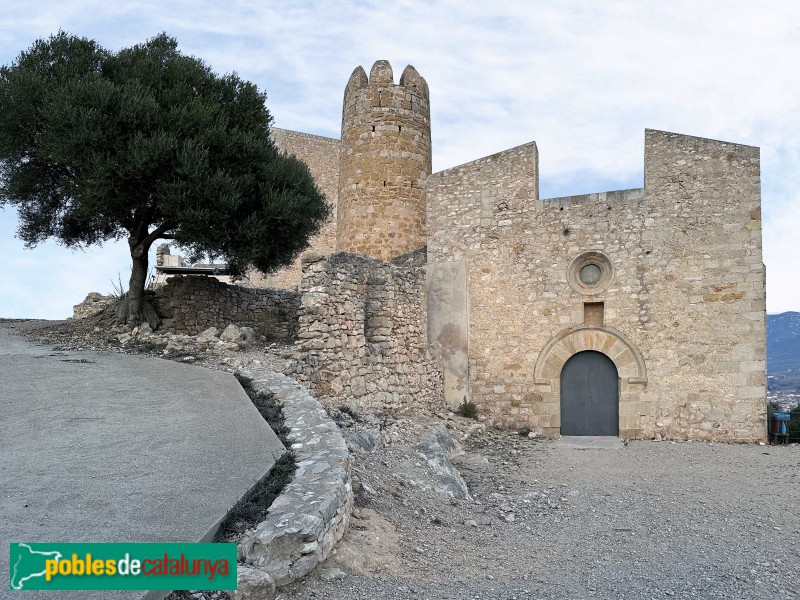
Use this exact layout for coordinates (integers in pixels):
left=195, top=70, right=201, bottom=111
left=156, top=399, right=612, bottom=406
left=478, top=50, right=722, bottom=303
left=0, top=322, right=284, bottom=599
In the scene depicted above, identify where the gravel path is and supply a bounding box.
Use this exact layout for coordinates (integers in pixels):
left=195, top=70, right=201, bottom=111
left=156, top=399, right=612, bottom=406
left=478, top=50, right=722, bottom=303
left=282, top=427, right=799, bottom=600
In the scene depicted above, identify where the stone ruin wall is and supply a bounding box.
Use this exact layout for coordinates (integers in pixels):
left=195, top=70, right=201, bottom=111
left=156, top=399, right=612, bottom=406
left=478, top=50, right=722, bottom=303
left=73, top=292, right=115, bottom=319
left=292, top=252, right=444, bottom=413
left=152, top=276, right=300, bottom=341
left=249, top=128, right=341, bottom=289
left=427, top=131, right=765, bottom=442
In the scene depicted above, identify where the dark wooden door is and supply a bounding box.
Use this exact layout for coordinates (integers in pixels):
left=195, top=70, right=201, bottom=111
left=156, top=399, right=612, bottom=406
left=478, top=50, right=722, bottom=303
left=560, top=350, right=619, bottom=436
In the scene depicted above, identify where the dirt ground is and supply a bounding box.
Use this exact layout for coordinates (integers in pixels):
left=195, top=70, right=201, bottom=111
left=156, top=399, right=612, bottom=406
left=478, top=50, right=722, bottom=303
left=286, top=424, right=799, bottom=600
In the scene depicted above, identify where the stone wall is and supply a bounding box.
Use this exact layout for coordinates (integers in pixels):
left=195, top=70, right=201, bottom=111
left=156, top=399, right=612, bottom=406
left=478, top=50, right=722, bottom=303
left=249, top=128, right=341, bottom=290
left=639, top=129, right=765, bottom=441
left=426, top=130, right=766, bottom=442
left=426, top=142, right=540, bottom=414
left=153, top=276, right=299, bottom=341
left=427, top=141, right=540, bottom=263
left=294, top=252, right=444, bottom=412
left=234, top=367, right=352, bottom=599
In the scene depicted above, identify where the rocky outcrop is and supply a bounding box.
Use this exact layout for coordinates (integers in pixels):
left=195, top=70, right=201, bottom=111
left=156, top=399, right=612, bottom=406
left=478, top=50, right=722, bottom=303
left=410, top=425, right=472, bottom=500
left=72, top=292, right=115, bottom=319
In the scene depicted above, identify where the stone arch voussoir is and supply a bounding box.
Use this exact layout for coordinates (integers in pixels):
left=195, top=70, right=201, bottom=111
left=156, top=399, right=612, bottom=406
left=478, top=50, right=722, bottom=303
left=534, top=326, right=647, bottom=385
left=533, top=326, right=648, bottom=438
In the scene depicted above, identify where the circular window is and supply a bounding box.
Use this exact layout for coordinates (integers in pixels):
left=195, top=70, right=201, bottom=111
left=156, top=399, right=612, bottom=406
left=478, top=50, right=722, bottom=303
left=579, top=264, right=601, bottom=285
left=568, top=251, right=613, bottom=295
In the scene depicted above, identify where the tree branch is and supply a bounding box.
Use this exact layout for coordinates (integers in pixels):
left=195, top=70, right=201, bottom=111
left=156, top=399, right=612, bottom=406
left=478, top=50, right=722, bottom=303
left=141, top=222, right=176, bottom=250
left=133, top=211, right=149, bottom=241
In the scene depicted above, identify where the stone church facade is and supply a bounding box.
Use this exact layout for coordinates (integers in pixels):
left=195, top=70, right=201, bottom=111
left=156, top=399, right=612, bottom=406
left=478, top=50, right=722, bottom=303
left=261, top=60, right=766, bottom=442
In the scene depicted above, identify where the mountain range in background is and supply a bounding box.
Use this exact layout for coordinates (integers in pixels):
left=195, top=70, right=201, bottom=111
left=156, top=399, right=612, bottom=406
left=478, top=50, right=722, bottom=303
left=766, top=311, right=800, bottom=404
left=767, top=312, right=800, bottom=372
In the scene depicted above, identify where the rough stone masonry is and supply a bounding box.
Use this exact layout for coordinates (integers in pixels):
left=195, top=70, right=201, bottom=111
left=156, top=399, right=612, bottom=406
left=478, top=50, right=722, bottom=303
left=241, top=60, right=766, bottom=442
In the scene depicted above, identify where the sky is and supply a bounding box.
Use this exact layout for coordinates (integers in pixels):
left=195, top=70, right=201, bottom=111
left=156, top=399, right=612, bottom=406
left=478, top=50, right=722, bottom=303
left=1, top=0, right=798, bottom=318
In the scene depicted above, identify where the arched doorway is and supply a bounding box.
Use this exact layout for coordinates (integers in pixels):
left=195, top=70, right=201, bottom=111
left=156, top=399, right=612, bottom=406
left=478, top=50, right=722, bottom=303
left=560, top=350, right=619, bottom=436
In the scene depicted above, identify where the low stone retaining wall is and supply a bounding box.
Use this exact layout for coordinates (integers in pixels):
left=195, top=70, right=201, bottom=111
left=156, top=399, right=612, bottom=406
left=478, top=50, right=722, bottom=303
left=152, top=276, right=299, bottom=341
left=233, top=367, right=353, bottom=600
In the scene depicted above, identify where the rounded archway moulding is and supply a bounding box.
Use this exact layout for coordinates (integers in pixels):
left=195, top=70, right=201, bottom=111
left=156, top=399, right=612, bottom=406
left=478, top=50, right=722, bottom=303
left=534, top=325, right=647, bottom=385
left=533, top=325, right=648, bottom=439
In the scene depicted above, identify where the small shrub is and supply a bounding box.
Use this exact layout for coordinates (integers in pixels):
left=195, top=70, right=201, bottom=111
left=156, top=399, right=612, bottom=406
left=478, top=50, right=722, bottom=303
left=518, top=427, right=532, bottom=437
left=789, top=403, right=800, bottom=443
left=238, top=384, right=289, bottom=442
left=110, top=273, right=127, bottom=300
left=214, top=374, right=296, bottom=541
left=338, top=404, right=361, bottom=422
left=234, top=372, right=253, bottom=390
left=456, top=399, right=478, bottom=420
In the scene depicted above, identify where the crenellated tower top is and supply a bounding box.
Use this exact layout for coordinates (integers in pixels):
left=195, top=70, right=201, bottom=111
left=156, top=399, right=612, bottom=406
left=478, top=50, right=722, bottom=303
left=337, top=61, right=431, bottom=260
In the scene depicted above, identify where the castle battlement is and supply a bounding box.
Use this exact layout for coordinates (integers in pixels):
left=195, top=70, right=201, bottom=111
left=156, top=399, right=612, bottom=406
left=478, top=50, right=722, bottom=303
left=263, top=62, right=766, bottom=443
left=338, top=60, right=432, bottom=260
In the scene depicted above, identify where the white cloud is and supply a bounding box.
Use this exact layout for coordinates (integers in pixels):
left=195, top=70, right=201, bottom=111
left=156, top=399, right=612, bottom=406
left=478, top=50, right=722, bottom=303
left=1, top=0, right=798, bottom=316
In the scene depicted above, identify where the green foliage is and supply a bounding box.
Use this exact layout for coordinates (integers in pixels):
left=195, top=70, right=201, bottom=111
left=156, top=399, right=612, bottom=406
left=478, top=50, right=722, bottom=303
left=789, top=403, right=800, bottom=442
left=235, top=374, right=290, bottom=442
left=0, top=32, right=328, bottom=320
left=337, top=404, right=361, bottom=422
left=233, top=372, right=253, bottom=389
left=214, top=451, right=296, bottom=541
left=456, top=398, right=478, bottom=420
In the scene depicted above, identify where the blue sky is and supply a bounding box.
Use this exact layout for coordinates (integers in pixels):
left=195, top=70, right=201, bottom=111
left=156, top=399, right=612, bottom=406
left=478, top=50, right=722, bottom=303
left=1, top=1, right=798, bottom=317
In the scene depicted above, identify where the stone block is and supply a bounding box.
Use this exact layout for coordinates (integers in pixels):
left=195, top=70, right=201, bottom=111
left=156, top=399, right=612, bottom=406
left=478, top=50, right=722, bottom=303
left=233, top=566, right=276, bottom=600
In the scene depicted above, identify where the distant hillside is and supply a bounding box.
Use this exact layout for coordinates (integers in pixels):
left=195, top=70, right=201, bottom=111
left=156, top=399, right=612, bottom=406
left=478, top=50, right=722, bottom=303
left=767, top=312, right=800, bottom=373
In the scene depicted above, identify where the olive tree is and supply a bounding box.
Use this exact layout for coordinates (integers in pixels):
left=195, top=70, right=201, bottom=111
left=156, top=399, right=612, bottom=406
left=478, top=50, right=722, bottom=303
left=0, top=32, right=327, bottom=324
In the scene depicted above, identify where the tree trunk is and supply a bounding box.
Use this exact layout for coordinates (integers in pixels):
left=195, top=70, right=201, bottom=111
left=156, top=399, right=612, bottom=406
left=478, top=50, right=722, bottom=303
left=125, top=249, right=149, bottom=325
left=119, top=225, right=171, bottom=327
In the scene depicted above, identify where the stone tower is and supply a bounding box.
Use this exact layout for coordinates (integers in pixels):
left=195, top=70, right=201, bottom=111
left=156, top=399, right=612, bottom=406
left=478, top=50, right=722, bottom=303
left=337, top=60, right=432, bottom=260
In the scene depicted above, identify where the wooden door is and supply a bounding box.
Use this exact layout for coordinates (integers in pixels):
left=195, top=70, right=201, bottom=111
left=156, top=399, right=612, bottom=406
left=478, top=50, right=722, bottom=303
left=560, top=350, right=619, bottom=436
